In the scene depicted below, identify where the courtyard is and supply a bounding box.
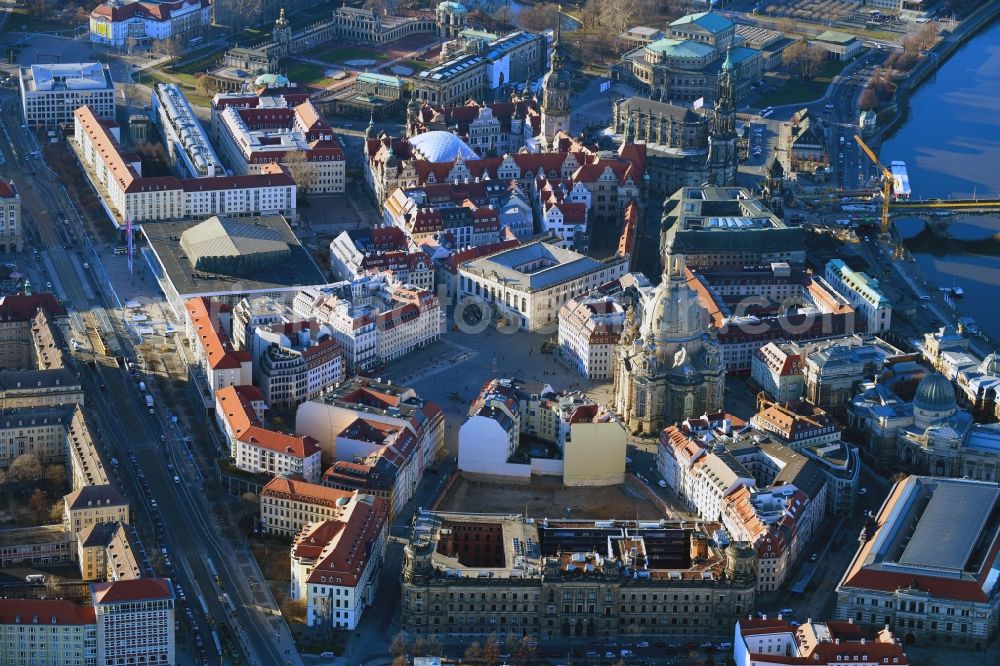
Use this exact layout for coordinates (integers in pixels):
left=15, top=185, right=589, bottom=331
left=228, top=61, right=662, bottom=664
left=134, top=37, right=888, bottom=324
left=436, top=474, right=664, bottom=520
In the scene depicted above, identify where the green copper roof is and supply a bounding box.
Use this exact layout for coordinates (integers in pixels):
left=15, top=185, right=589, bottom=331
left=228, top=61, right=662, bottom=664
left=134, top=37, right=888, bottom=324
left=669, top=11, right=733, bottom=35
left=646, top=38, right=715, bottom=59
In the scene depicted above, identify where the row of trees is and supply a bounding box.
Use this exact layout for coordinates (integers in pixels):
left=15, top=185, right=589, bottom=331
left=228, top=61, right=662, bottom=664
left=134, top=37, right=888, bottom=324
left=884, top=23, right=938, bottom=72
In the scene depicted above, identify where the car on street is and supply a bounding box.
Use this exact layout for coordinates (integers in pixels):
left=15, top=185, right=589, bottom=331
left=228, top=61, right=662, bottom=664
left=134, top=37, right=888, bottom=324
left=858, top=487, right=868, bottom=495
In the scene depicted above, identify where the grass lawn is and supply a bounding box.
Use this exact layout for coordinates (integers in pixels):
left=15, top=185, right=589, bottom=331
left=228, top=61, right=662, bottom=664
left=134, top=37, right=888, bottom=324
left=753, top=60, right=848, bottom=107
left=282, top=61, right=338, bottom=88
left=301, top=44, right=387, bottom=64
left=171, top=44, right=226, bottom=74
left=401, top=59, right=433, bottom=72
left=143, top=69, right=213, bottom=106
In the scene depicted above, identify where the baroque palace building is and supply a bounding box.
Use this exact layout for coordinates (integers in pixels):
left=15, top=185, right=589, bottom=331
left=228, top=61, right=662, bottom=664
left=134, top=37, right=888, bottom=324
left=401, top=511, right=757, bottom=642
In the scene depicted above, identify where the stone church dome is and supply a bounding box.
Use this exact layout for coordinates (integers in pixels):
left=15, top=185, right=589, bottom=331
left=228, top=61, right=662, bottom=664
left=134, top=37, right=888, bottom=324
left=913, top=373, right=957, bottom=413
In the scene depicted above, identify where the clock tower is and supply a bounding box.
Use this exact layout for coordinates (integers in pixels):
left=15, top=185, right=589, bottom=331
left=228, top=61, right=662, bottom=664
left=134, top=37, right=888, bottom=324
left=540, top=11, right=572, bottom=149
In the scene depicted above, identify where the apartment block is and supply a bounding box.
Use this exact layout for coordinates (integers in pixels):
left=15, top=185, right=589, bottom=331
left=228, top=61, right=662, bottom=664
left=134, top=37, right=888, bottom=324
left=92, top=579, right=175, bottom=665
left=184, top=297, right=251, bottom=392
left=260, top=478, right=376, bottom=538
left=63, top=485, right=130, bottom=558
left=289, top=495, right=388, bottom=631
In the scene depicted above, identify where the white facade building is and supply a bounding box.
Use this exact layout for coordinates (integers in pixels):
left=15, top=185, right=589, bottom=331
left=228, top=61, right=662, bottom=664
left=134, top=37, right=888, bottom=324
left=90, top=0, right=210, bottom=47
left=292, top=278, right=442, bottom=372
left=825, top=259, right=891, bottom=333
left=235, top=427, right=323, bottom=483
left=73, top=105, right=296, bottom=225
left=184, top=297, right=252, bottom=392
left=92, top=579, right=175, bottom=666
left=20, top=63, right=114, bottom=128
left=289, top=496, right=388, bottom=631
left=214, top=92, right=345, bottom=194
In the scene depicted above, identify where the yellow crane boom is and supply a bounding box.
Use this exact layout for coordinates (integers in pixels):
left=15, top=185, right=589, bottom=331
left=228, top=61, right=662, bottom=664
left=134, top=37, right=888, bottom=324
left=853, top=134, right=893, bottom=237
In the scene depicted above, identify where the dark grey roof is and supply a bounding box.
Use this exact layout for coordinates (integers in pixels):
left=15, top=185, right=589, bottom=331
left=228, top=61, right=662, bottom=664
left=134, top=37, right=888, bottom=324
left=64, top=484, right=127, bottom=510
left=0, top=368, right=79, bottom=392
left=913, top=373, right=957, bottom=413
left=899, top=481, right=999, bottom=571
left=143, top=216, right=327, bottom=299
left=617, top=97, right=703, bottom=124
left=760, top=442, right=827, bottom=502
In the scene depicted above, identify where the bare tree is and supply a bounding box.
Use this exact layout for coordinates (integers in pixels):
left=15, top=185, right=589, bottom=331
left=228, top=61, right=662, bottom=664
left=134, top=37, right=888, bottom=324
left=805, top=45, right=827, bottom=79
left=483, top=634, right=501, bottom=666
left=8, top=453, right=43, bottom=484
left=519, top=3, right=561, bottom=33
left=781, top=40, right=808, bottom=73
left=464, top=642, right=483, bottom=663
left=391, top=658, right=407, bottom=666
left=282, top=149, right=314, bottom=197
left=44, top=464, right=66, bottom=488
left=581, top=0, right=601, bottom=31
left=49, top=501, right=64, bottom=523
left=29, top=488, right=50, bottom=522
left=599, top=0, right=638, bottom=37
left=194, top=73, right=216, bottom=97
left=859, top=87, right=878, bottom=111
left=390, top=632, right=408, bottom=658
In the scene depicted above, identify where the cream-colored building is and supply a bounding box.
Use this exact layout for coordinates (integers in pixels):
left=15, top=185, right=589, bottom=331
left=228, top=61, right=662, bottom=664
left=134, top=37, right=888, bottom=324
left=77, top=521, right=143, bottom=582
left=73, top=105, right=297, bottom=225
left=214, top=92, right=346, bottom=194
left=63, top=485, right=130, bottom=558
left=67, top=406, right=110, bottom=491
left=92, top=579, right=175, bottom=666
left=185, top=297, right=252, bottom=392
left=0, top=599, right=97, bottom=665
left=558, top=295, right=625, bottom=380
left=563, top=420, right=627, bottom=486
left=235, top=428, right=323, bottom=484
left=402, top=511, right=758, bottom=642
left=457, top=241, right=630, bottom=332
left=0, top=181, right=20, bottom=253
left=20, top=63, right=114, bottom=128
left=260, top=477, right=369, bottom=538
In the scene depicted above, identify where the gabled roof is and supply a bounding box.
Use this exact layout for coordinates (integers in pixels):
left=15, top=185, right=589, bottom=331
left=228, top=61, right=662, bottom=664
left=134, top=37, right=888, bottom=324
left=239, top=426, right=320, bottom=459
left=64, top=484, right=127, bottom=510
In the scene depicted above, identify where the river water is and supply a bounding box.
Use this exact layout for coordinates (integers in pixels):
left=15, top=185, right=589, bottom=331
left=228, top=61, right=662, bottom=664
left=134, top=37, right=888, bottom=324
left=882, top=18, right=1000, bottom=339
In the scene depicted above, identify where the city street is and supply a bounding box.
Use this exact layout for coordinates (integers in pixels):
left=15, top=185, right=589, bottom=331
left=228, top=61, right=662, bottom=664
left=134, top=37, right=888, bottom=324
left=0, top=79, right=301, bottom=665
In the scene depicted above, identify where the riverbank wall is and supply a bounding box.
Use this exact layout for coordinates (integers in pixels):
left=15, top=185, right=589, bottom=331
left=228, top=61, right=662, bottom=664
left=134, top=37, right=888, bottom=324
left=877, top=0, right=1000, bottom=141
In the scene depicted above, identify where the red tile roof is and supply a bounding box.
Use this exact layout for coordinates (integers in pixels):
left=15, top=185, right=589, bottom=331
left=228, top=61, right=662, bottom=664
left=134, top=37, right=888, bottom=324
left=0, top=181, right=15, bottom=197
left=91, top=578, right=173, bottom=604
left=0, top=599, right=95, bottom=625
left=0, top=293, right=66, bottom=321
left=239, top=426, right=320, bottom=459
left=299, top=495, right=387, bottom=588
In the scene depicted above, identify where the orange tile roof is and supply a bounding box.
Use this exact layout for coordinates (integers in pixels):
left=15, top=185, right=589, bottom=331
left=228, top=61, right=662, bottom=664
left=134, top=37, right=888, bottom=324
left=185, top=297, right=250, bottom=371
left=215, top=385, right=264, bottom=437
left=239, top=426, right=320, bottom=459
left=261, top=477, right=357, bottom=507
left=74, top=106, right=140, bottom=193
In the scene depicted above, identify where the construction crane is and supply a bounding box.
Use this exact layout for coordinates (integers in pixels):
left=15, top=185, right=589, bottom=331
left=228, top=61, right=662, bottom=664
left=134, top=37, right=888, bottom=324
left=853, top=133, right=893, bottom=237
